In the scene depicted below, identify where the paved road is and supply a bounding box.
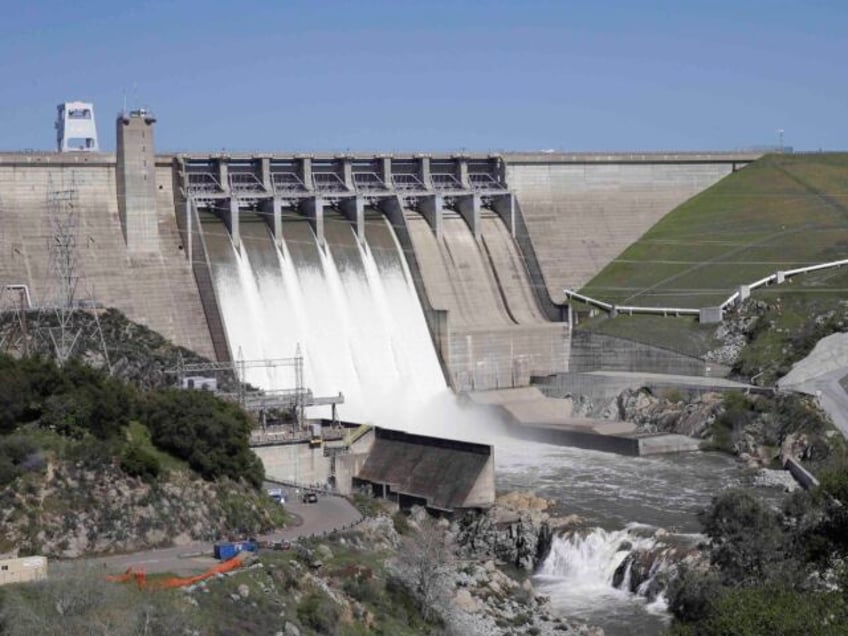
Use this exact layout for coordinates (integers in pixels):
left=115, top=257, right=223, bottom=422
left=77, top=494, right=362, bottom=576
left=778, top=332, right=848, bottom=438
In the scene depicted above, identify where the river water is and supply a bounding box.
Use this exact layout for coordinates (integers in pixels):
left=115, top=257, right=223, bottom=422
left=493, top=437, right=774, bottom=635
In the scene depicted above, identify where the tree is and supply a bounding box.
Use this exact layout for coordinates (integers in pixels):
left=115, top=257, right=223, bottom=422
left=698, top=489, right=788, bottom=584
left=393, top=518, right=453, bottom=623
left=140, top=388, right=263, bottom=488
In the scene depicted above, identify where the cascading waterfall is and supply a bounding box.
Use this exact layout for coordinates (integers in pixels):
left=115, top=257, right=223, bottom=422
left=206, top=212, right=447, bottom=426
left=534, top=525, right=694, bottom=630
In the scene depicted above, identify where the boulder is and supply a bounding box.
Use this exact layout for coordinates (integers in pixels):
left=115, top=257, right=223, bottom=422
left=453, top=588, right=480, bottom=613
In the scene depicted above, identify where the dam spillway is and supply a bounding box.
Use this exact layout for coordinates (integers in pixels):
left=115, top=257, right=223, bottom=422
left=180, top=150, right=574, bottom=399
left=201, top=205, right=447, bottom=423
left=0, top=109, right=761, bottom=428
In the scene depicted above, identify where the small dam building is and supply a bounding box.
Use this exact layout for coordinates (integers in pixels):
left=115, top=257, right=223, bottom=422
left=354, top=428, right=495, bottom=513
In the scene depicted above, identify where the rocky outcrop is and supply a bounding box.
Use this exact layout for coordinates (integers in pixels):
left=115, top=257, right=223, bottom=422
left=616, top=388, right=724, bottom=438
left=0, top=459, right=283, bottom=558
left=704, top=301, right=764, bottom=367
left=444, top=559, right=603, bottom=636
left=0, top=308, right=231, bottom=391
left=611, top=545, right=691, bottom=601
left=452, top=492, right=582, bottom=571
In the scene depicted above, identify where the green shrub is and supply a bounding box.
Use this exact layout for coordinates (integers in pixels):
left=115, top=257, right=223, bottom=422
left=65, top=437, right=120, bottom=469
left=119, top=443, right=161, bottom=482
left=392, top=511, right=410, bottom=535
left=342, top=577, right=380, bottom=605
left=699, top=585, right=846, bottom=635
left=0, top=435, right=44, bottom=486
left=297, top=590, right=340, bottom=634
left=140, top=389, right=263, bottom=488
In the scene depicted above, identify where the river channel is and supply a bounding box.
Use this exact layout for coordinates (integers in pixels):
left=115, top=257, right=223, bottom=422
left=492, top=437, right=781, bottom=635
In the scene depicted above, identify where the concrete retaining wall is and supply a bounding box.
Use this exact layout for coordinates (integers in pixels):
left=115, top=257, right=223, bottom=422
left=253, top=442, right=331, bottom=485
left=449, top=324, right=570, bottom=392
left=0, top=156, right=215, bottom=359
left=509, top=422, right=641, bottom=455
left=785, top=456, right=820, bottom=490
left=569, top=331, right=723, bottom=376
left=505, top=156, right=744, bottom=299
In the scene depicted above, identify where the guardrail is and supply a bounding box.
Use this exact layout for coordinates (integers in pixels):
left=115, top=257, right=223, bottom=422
left=567, top=257, right=848, bottom=322
left=563, top=289, right=700, bottom=317
left=720, top=258, right=848, bottom=310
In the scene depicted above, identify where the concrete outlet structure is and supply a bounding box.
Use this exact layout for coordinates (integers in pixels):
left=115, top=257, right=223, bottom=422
left=117, top=110, right=159, bottom=253
left=0, top=139, right=760, bottom=388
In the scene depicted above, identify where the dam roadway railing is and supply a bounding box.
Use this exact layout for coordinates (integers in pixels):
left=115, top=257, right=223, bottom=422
left=565, top=256, right=848, bottom=323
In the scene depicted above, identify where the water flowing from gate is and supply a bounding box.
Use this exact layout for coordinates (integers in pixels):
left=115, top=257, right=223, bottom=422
left=204, top=212, right=446, bottom=425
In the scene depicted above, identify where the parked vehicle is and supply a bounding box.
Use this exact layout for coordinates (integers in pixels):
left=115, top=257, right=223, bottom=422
left=302, top=492, right=318, bottom=504
left=267, top=488, right=287, bottom=504
left=213, top=540, right=258, bottom=560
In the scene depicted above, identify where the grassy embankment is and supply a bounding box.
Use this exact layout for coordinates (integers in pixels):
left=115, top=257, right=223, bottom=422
left=577, top=153, right=848, bottom=363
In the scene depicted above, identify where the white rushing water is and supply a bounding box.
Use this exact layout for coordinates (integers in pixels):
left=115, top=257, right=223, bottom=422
left=535, top=527, right=675, bottom=634
left=207, top=214, right=446, bottom=426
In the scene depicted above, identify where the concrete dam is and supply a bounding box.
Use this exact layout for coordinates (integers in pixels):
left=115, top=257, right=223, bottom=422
left=0, top=110, right=759, bottom=425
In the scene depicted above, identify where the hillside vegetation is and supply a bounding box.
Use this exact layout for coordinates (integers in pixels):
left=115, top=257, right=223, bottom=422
left=583, top=153, right=848, bottom=308
left=668, top=474, right=848, bottom=635
left=578, top=153, right=848, bottom=362
left=0, top=325, right=285, bottom=557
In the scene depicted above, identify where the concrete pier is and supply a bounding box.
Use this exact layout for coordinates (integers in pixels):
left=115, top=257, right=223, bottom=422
left=116, top=110, right=159, bottom=253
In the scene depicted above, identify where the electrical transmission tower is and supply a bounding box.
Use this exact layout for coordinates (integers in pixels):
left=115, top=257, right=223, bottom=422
left=41, top=173, right=112, bottom=370
left=45, top=174, right=82, bottom=363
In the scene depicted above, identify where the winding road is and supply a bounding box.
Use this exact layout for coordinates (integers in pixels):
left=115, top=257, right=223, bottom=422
left=78, top=494, right=362, bottom=576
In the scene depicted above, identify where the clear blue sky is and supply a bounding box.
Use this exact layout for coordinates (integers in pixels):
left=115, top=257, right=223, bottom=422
left=1, top=0, right=845, bottom=152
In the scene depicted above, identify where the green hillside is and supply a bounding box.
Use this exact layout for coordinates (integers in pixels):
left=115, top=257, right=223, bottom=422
left=582, top=153, right=848, bottom=308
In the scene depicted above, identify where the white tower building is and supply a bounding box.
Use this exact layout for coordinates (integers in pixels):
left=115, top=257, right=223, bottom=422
left=55, top=101, right=99, bottom=152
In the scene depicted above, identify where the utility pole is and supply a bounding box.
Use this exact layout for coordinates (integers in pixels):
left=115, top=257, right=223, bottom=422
left=295, top=343, right=305, bottom=432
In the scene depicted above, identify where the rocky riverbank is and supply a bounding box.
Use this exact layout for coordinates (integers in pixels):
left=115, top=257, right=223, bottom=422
left=440, top=492, right=599, bottom=635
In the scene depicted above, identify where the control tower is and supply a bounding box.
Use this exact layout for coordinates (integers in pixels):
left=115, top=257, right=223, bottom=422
left=55, top=101, right=100, bottom=152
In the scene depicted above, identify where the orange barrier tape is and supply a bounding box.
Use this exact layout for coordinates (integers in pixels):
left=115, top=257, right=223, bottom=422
left=106, top=555, right=244, bottom=590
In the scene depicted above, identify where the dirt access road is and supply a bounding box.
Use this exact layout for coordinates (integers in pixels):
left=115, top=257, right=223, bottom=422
left=78, top=494, right=362, bottom=576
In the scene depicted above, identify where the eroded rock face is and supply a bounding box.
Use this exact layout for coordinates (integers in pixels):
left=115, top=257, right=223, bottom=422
left=0, top=460, right=279, bottom=558
left=705, top=303, right=763, bottom=367
left=617, top=388, right=723, bottom=438
left=452, top=492, right=582, bottom=571
left=611, top=546, right=690, bottom=600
